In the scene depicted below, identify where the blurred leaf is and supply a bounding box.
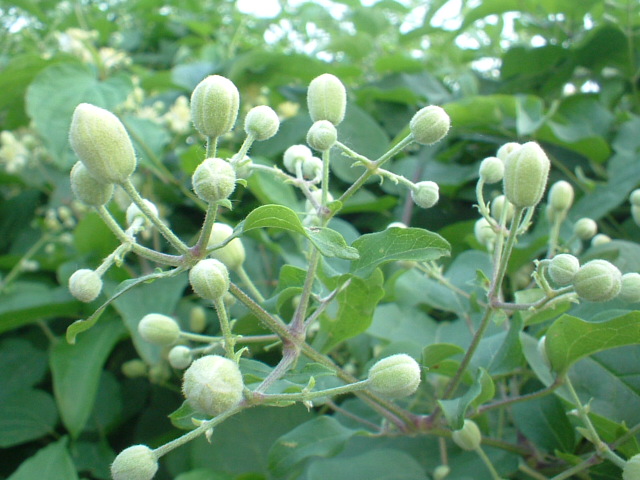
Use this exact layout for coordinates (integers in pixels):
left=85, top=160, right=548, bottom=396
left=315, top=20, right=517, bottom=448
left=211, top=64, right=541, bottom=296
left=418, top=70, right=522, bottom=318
left=0, top=339, right=48, bottom=398
left=175, top=469, right=232, bottom=480
left=8, top=437, right=78, bottom=480
left=0, top=190, right=39, bottom=252
left=0, top=389, right=58, bottom=447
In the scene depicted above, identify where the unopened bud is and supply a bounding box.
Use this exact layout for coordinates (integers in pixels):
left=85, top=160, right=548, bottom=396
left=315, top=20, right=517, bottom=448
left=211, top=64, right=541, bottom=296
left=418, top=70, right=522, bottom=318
left=630, top=189, right=640, bottom=207
left=367, top=354, right=421, bottom=399
left=474, top=218, right=496, bottom=248
left=307, top=74, right=346, bottom=126
left=69, top=269, right=102, bottom=303
left=409, top=106, right=450, bottom=145
left=70, top=161, right=114, bottom=206
left=189, top=305, right=207, bottom=333
left=207, top=223, right=246, bottom=271
left=168, top=345, right=193, bottom=370
left=302, top=156, right=323, bottom=180
left=192, top=158, right=236, bottom=203
left=490, top=195, right=514, bottom=223
left=451, top=419, right=482, bottom=451
left=623, top=453, right=640, bottom=480
left=573, top=259, right=622, bottom=302
left=283, top=144, right=313, bottom=174
left=619, top=273, right=640, bottom=303
left=633, top=205, right=640, bottom=227
left=503, top=141, right=550, bottom=208
left=190, top=75, right=239, bottom=138
left=307, top=120, right=337, bottom=151
left=547, top=254, right=580, bottom=286
left=244, top=105, right=279, bottom=141
left=433, top=465, right=451, bottom=480
left=110, top=445, right=158, bottom=480
left=126, top=199, right=159, bottom=227
left=189, top=259, right=230, bottom=301
left=69, top=103, right=137, bottom=184
left=479, top=156, right=504, bottom=184
left=411, top=181, right=439, bottom=209
left=591, top=233, right=611, bottom=247
left=496, top=142, right=521, bottom=162
left=574, top=218, right=597, bottom=240
left=121, top=359, right=148, bottom=378
left=548, top=180, right=574, bottom=212
left=138, top=313, right=180, bottom=346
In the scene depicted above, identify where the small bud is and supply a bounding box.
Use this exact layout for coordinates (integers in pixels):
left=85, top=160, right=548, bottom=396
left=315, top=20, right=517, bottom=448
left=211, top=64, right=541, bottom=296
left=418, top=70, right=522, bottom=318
left=474, top=218, right=496, bottom=249
left=574, top=218, right=597, bottom=240
left=301, top=156, right=323, bottom=180
left=283, top=144, right=313, bottom=174
left=207, top=223, right=246, bottom=271
left=126, top=199, right=159, bottom=227
left=307, top=73, right=347, bottom=126
left=496, top=142, right=521, bottom=162
left=190, top=75, right=239, bottom=138
left=367, top=354, right=421, bottom=399
left=490, top=195, right=515, bottom=224
left=433, top=465, right=451, bottom=480
left=591, top=233, right=611, bottom=247
left=548, top=180, right=574, bottom=212
left=411, top=181, right=439, bottom=209
left=189, top=259, right=230, bottom=301
left=182, top=355, right=244, bottom=416
left=630, top=189, right=640, bottom=207
left=503, top=141, right=550, bottom=208
left=573, top=259, right=622, bottom=302
left=244, top=105, right=279, bottom=141
left=110, top=445, right=158, bottom=480
left=69, top=103, right=137, bottom=184
left=623, top=453, right=640, bottom=480
left=233, top=155, right=253, bottom=180
left=479, top=156, right=504, bottom=184
left=547, top=254, right=580, bottom=286
left=138, top=313, right=180, bottom=346
left=619, top=273, right=640, bottom=303
left=70, top=161, right=114, bottom=206
left=168, top=345, right=193, bottom=370
left=121, top=359, right=148, bottom=378
left=307, top=120, right=337, bottom=151
left=632, top=205, right=640, bottom=227
left=189, top=305, right=208, bottom=333
left=409, top=106, right=450, bottom=145
left=192, top=158, right=236, bottom=203
left=68, top=269, right=102, bottom=303
left=451, top=419, right=482, bottom=451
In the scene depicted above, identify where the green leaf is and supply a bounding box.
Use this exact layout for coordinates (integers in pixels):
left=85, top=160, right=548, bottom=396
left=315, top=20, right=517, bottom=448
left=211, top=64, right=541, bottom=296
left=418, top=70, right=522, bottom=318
left=422, top=343, right=465, bottom=368
left=438, top=368, right=488, bottom=429
left=175, top=470, right=232, bottom=480
left=51, top=319, right=125, bottom=437
left=350, top=227, right=450, bottom=278
left=242, top=205, right=306, bottom=235
left=268, top=416, right=360, bottom=479
left=8, top=437, right=78, bottom=480
left=545, top=312, right=640, bottom=374
left=307, top=448, right=427, bottom=480
left=305, top=227, right=359, bottom=260
left=0, top=389, right=58, bottom=447
left=0, top=339, right=48, bottom=398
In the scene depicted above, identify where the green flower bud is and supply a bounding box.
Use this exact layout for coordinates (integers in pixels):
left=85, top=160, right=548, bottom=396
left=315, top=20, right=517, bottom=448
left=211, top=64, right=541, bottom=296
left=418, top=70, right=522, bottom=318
left=207, top=222, right=246, bottom=271
left=503, top=141, right=550, bottom=208
left=168, top=345, right=193, bottom=370
left=574, top=218, right=597, bottom=241
left=591, top=233, right=611, bottom=247
left=302, top=156, right=323, bottom=180
left=182, top=355, right=244, bottom=416
left=192, top=158, right=236, bottom=203
left=69, top=103, right=137, bottom=184
left=189, top=259, right=230, bottom=301
left=474, top=218, right=497, bottom=249
left=110, top=444, right=158, bottom=480
left=630, top=189, right=640, bottom=207
left=367, top=354, right=421, bottom=399
left=190, top=75, right=239, bottom=138
left=121, top=359, right=148, bottom=379
left=479, top=156, right=504, bottom=184
left=548, top=180, right=574, bottom=212
left=409, top=106, right=450, bottom=145
left=632, top=205, right=640, bottom=227
left=307, top=73, right=347, bottom=126
left=623, top=453, right=640, bottom=480
left=547, top=254, right=580, bottom=286
left=138, top=313, right=180, bottom=346
left=490, top=195, right=515, bottom=224
left=244, top=105, right=279, bottom=141
left=68, top=268, right=102, bottom=303
left=283, top=144, right=313, bottom=174
left=496, top=142, right=521, bottom=162
left=433, top=465, right=451, bottom=480
left=189, top=305, right=208, bottom=333
left=619, top=273, right=640, bottom=303
left=573, top=259, right=622, bottom=302
left=411, top=181, right=439, bottom=209
left=70, top=161, right=114, bottom=206
left=451, top=419, right=482, bottom=451
left=126, top=199, right=159, bottom=227
left=233, top=155, right=253, bottom=180
left=307, top=120, right=337, bottom=151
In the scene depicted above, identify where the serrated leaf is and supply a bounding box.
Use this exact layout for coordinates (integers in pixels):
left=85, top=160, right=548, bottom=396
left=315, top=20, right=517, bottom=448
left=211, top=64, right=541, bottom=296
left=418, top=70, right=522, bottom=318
left=350, top=227, right=450, bottom=278
left=0, top=389, right=58, bottom=447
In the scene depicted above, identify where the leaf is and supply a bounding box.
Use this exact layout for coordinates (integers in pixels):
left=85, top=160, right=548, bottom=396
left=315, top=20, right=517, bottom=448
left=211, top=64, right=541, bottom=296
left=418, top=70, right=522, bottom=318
left=268, top=416, right=361, bottom=479
left=51, top=319, right=125, bottom=437
left=8, top=437, right=78, bottom=480
left=422, top=343, right=465, bottom=368
left=545, top=312, right=640, bottom=374
left=305, top=227, right=360, bottom=260
left=0, top=339, right=48, bottom=398
left=242, top=205, right=306, bottom=235
left=438, top=368, right=489, bottom=429
left=350, top=227, right=450, bottom=278
left=0, top=389, right=58, bottom=447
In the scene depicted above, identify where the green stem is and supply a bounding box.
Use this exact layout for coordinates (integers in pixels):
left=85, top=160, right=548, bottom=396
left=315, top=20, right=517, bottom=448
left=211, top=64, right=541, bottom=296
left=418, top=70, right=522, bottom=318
left=518, top=463, right=549, bottom=480
left=321, top=148, right=331, bottom=208
left=0, top=233, right=50, bottom=292
left=206, top=136, right=218, bottom=158
left=193, top=202, right=218, bottom=256
left=255, top=379, right=370, bottom=404
left=213, top=297, right=235, bottom=357
left=489, top=207, right=525, bottom=302
left=477, top=378, right=563, bottom=415
left=236, top=265, right=265, bottom=303
left=290, top=248, right=320, bottom=335
left=475, top=446, right=504, bottom=480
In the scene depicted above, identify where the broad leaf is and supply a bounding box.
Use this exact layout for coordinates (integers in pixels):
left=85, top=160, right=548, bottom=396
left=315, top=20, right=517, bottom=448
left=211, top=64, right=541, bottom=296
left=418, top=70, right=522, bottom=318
left=8, top=437, right=78, bottom=480
left=242, top=205, right=306, bottom=235
left=0, top=389, right=58, bottom=447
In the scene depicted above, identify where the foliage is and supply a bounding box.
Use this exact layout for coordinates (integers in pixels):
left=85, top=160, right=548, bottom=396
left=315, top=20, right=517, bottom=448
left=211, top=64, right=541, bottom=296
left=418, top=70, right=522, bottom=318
left=1, top=1, right=640, bottom=479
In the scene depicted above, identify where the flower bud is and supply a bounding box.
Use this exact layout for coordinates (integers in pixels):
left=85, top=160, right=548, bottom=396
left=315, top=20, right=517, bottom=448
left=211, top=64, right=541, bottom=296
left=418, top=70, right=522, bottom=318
left=409, top=106, right=450, bottom=145
left=68, top=269, right=102, bottom=303
left=307, top=73, right=346, bottom=126
left=433, top=465, right=451, bottom=480
left=411, top=181, right=439, bottom=209
left=591, top=233, right=611, bottom=247
left=207, top=223, right=246, bottom=271
left=630, top=189, right=640, bottom=207
left=126, top=199, right=159, bottom=227
left=69, top=103, right=137, bottom=184
left=244, top=105, right=279, bottom=141
left=121, top=359, right=148, bottom=378
left=474, top=218, right=497, bottom=249
left=70, top=161, right=114, bottom=206
left=110, top=445, right=158, bottom=480
left=138, top=313, right=180, bottom=346
left=548, top=180, right=574, bottom=212
left=547, top=254, right=580, bottom=286
left=168, top=345, right=193, bottom=370
left=190, top=75, right=239, bottom=138
left=502, top=141, right=550, bottom=208
left=307, top=120, right=337, bottom=151
left=302, top=156, right=323, bottom=180
left=189, top=305, right=208, bottom=333
left=623, top=453, right=640, bottom=480
left=233, top=155, right=253, bottom=180
left=283, top=144, right=313, bottom=174
left=633, top=205, right=640, bottom=227
left=490, top=195, right=515, bottom=224
left=496, top=142, right=521, bottom=162
left=574, top=218, right=597, bottom=241
left=479, top=156, right=504, bottom=184
left=451, top=419, right=482, bottom=451
left=192, top=158, right=236, bottom=203
left=189, top=259, right=230, bottom=301
left=182, top=355, right=244, bottom=416
left=367, top=354, right=421, bottom=399
left=573, top=259, right=622, bottom=302
left=619, top=273, right=640, bottom=303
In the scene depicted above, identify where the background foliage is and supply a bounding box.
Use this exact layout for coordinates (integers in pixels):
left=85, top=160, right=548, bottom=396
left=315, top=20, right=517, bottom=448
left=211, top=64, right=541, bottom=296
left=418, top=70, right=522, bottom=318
left=1, top=0, right=639, bottom=479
